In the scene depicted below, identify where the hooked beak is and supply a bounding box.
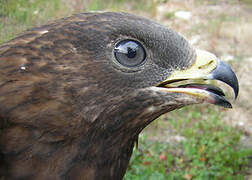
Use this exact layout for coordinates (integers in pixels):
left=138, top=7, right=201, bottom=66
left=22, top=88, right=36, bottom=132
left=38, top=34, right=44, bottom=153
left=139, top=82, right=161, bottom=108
left=156, top=49, right=239, bottom=108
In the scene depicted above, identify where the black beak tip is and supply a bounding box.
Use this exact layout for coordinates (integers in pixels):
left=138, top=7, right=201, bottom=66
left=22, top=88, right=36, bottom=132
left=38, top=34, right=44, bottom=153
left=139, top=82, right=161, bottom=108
left=212, top=92, right=233, bottom=109
left=210, top=59, right=239, bottom=100
left=233, top=78, right=239, bottom=99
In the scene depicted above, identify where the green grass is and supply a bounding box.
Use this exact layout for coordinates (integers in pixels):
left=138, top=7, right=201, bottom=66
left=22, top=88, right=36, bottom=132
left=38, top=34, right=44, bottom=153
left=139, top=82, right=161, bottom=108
left=0, top=0, right=59, bottom=23
left=0, top=0, right=156, bottom=44
left=87, top=0, right=156, bottom=12
left=125, top=106, right=252, bottom=179
left=0, top=0, right=71, bottom=44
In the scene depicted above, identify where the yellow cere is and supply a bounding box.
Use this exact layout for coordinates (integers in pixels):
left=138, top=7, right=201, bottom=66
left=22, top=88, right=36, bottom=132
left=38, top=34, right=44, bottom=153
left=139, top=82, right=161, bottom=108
left=164, top=49, right=218, bottom=82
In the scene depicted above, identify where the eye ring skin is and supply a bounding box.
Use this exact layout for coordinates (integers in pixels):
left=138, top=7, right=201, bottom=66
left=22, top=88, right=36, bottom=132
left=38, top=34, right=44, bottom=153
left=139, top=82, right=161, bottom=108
left=113, top=39, right=147, bottom=68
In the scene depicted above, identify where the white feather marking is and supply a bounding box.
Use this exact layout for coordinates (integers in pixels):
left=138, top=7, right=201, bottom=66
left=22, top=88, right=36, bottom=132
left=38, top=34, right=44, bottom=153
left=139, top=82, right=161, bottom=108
left=147, top=106, right=156, bottom=112
left=20, top=66, right=26, bottom=70
left=39, top=30, right=49, bottom=34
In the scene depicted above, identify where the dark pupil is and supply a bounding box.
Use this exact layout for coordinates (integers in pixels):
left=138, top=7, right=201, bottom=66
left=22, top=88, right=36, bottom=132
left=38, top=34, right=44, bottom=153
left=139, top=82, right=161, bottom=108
left=127, top=47, right=137, bottom=58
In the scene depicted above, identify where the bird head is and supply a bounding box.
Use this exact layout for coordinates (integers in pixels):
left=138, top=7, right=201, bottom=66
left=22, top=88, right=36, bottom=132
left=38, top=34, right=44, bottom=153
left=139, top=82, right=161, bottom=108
left=64, top=12, right=238, bottom=132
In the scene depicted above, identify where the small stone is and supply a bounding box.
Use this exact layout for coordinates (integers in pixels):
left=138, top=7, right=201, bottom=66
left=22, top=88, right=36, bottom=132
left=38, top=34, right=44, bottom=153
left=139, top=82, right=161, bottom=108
left=175, top=11, right=192, bottom=20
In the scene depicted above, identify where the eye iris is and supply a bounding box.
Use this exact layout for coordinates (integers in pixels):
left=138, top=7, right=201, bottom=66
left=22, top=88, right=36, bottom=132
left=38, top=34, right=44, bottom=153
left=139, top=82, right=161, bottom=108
left=114, top=40, right=146, bottom=67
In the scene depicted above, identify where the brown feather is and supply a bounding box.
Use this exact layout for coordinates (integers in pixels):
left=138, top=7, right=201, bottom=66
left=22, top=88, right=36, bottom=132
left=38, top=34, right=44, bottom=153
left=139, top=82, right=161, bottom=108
left=0, top=12, right=197, bottom=179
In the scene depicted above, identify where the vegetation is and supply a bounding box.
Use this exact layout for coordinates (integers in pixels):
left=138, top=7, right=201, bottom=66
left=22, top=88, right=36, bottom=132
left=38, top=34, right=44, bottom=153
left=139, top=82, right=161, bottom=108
left=0, top=0, right=69, bottom=44
left=1, top=0, right=251, bottom=179
left=125, top=106, right=252, bottom=179
left=0, top=0, right=156, bottom=44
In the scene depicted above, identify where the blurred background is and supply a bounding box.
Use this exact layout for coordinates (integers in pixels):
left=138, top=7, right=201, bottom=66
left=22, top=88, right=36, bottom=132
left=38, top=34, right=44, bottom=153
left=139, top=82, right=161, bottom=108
left=1, top=0, right=252, bottom=179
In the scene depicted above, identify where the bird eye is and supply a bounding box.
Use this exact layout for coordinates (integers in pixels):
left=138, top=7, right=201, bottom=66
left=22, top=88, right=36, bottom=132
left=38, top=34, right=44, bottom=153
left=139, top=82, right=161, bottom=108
left=114, top=40, right=146, bottom=67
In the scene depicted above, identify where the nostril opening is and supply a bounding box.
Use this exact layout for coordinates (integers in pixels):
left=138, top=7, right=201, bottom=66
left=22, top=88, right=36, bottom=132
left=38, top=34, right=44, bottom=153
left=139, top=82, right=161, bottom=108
left=198, top=60, right=214, bottom=69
